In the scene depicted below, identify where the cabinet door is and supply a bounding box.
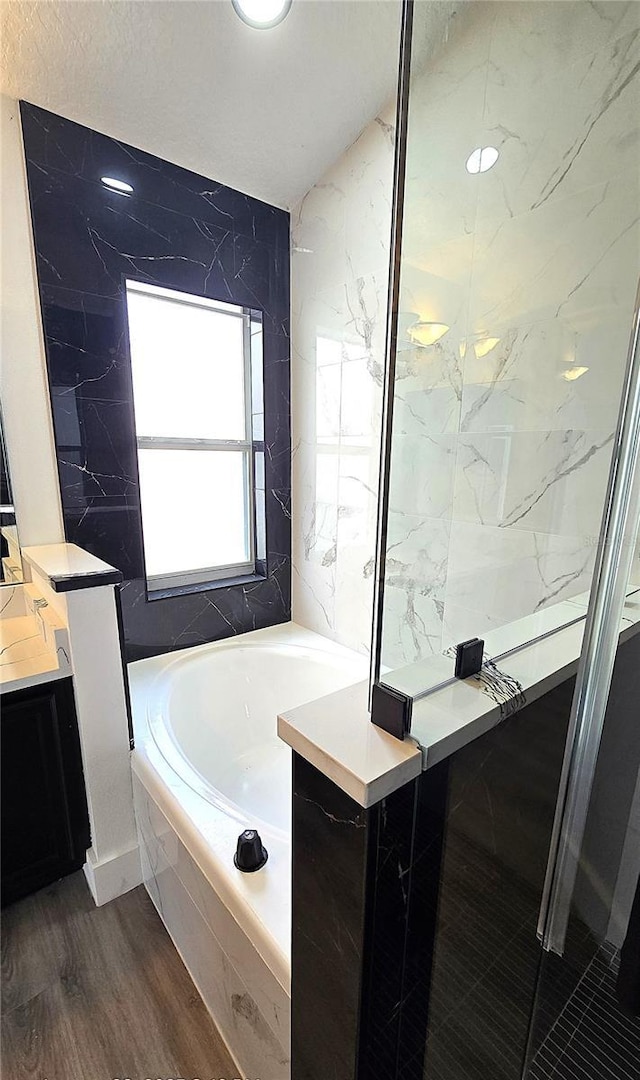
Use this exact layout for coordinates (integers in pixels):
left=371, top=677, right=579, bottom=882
left=1, top=678, right=90, bottom=906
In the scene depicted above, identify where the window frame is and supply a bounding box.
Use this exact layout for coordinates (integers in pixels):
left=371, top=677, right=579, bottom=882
left=125, top=280, right=259, bottom=594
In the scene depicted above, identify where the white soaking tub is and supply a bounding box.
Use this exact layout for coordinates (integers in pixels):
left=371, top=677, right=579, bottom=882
left=129, top=622, right=368, bottom=1080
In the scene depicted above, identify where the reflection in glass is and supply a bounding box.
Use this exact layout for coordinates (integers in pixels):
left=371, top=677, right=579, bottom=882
left=0, top=409, right=23, bottom=585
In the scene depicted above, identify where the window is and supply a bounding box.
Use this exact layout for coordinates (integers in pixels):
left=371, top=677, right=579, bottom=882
left=125, top=280, right=258, bottom=592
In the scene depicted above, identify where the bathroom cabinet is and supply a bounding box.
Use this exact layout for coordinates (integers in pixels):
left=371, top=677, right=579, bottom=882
left=1, top=677, right=90, bottom=906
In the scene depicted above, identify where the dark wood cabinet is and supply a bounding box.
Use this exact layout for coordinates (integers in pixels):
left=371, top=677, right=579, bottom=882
left=1, top=677, right=90, bottom=906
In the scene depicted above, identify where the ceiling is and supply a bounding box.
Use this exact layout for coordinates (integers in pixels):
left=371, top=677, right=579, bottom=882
left=0, top=0, right=402, bottom=209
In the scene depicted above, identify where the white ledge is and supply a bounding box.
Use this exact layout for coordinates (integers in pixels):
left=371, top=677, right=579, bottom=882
left=278, top=681, right=422, bottom=808
left=22, top=543, right=122, bottom=592
left=279, top=593, right=640, bottom=808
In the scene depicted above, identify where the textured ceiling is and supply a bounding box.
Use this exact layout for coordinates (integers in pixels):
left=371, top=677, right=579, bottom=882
left=1, top=0, right=402, bottom=208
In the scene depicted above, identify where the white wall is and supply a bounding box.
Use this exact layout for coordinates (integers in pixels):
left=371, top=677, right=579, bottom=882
left=291, top=105, right=396, bottom=654
left=0, top=94, right=64, bottom=546
left=28, top=560, right=141, bottom=905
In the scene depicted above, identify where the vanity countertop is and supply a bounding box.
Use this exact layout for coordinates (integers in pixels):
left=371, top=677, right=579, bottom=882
left=0, top=586, right=71, bottom=694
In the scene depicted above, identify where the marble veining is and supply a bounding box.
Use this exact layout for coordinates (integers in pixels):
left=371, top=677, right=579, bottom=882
left=21, top=102, right=291, bottom=660
left=291, top=104, right=395, bottom=655
left=381, top=0, right=640, bottom=673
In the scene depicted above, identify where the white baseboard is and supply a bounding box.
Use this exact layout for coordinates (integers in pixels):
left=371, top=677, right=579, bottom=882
left=83, top=843, right=143, bottom=906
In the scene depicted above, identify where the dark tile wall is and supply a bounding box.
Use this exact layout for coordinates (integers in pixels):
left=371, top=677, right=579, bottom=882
left=291, top=754, right=449, bottom=1080
left=291, top=755, right=370, bottom=1080
left=20, top=102, right=291, bottom=660
left=291, top=673, right=584, bottom=1080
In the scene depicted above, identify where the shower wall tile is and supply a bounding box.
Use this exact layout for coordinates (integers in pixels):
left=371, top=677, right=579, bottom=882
left=469, top=173, right=639, bottom=331
left=442, top=523, right=598, bottom=646
left=291, top=103, right=397, bottom=653
left=381, top=1, right=640, bottom=673
left=482, top=22, right=640, bottom=219
left=21, top=102, right=291, bottom=661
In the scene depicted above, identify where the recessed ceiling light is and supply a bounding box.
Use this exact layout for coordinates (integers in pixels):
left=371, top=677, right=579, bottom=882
left=232, top=0, right=292, bottom=28
left=100, top=176, right=134, bottom=194
left=465, top=146, right=499, bottom=175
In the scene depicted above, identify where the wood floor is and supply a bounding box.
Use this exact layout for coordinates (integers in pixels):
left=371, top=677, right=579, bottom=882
left=1, top=872, right=238, bottom=1080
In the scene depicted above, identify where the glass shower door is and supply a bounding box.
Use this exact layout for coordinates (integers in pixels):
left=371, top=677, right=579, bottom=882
left=372, top=0, right=640, bottom=706
left=522, top=285, right=640, bottom=1077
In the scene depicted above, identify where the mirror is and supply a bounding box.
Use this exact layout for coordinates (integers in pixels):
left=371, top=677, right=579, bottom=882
left=0, top=407, right=24, bottom=585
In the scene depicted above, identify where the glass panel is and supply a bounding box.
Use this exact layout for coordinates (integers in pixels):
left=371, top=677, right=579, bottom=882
left=376, top=0, right=640, bottom=697
left=137, top=449, right=250, bottom=577
left=524, top=550, right=640, bottom=1078
left=126, top=282, right=247, bottom=440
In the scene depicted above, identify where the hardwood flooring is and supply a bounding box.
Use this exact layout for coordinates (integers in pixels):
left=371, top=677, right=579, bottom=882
left=1, top=872, right=238, bottom=1080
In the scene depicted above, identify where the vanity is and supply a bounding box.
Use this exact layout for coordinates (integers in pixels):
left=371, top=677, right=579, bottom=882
left=0, top=579, right=88, bottom=906
left=1, top=425, right=86, bottom=904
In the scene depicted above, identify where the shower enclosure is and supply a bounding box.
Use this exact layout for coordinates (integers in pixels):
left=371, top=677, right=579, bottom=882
left=370, top=1, right=640, bottom=1076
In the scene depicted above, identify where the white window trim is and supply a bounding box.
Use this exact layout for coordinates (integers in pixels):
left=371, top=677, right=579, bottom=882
left=127, top=280, right=257, bottom=592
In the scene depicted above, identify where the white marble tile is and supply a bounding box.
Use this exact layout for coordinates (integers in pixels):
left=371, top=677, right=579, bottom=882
left=468, top=171, right=639, bottom=332
left=487, top=0, right=639, bottom=78
left=394, top=338, right=463, bottom=437
left=138, top=828, right=290, bottom=1080
left=481, top=25, right=640, bottom=221
left=380, top=514, right=451, bottom=668
left=388, top=433, right=458, bottom=520
left=442, top=522, right=597, bottom=649
left=292, top=107, right=392, bottom=655
left=134, top=776, right=290, bottom=1060
left=452, top=427, right=615, bottom=537
left=459, top=314, right=630, bottom=437
left=292, top=0, right=639, bottom=692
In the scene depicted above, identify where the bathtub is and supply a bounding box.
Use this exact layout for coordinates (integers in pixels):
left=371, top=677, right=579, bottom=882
left=129, top=621, right=368, bottom=1080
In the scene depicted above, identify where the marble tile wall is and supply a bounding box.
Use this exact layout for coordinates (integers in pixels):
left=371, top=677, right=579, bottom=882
left=20, top=103, right=291, bottom=660
left=381, top=0, right=640, bottom=671
left=291, top=105, right=396, bottom=653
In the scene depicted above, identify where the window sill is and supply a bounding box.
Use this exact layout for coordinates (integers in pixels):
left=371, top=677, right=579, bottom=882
left=146, top=569, right=267, bottom=602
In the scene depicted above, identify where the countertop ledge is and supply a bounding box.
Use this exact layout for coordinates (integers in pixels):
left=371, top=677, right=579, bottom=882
left=22, top=543, right=122, bottom=591
left=279, top=593, right=640, bottom=808
left=278, top=681, right=422, bottom=809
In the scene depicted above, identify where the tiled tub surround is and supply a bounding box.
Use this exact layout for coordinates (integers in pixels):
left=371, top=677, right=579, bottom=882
left=128, top=622, right=369, bottom=1080
left=291, top=100, right=396, bottom=655
left=20, top=101, right=291, bottom=661
left=378, top=1, right=640, bottom=671
left=0, top=582, right=71, bottom=693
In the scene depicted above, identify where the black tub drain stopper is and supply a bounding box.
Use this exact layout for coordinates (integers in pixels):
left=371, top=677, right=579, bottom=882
left=234, top=829, right=268, bottom=872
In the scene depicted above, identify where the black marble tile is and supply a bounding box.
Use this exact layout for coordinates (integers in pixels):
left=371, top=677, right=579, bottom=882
left=419, top=678, right=576, bottom=1080
left=21, top=101, right=291, bottom=661
left=291, top=674, right=587, bottom=1080
left=28, top=162, right=237, bottom=303
left=265, top=488, right=291, bottom=565
left=65, top=501, right=145, bottom=582
left=359, top=781, right=420, bottom=1080
left=292, top=755, right=370, bottom=1080
left=121, top=561, right=290, bottom=662
left=20, top=101, right=289, bottom=250
left=291, top=757, right=445, bottom=1080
